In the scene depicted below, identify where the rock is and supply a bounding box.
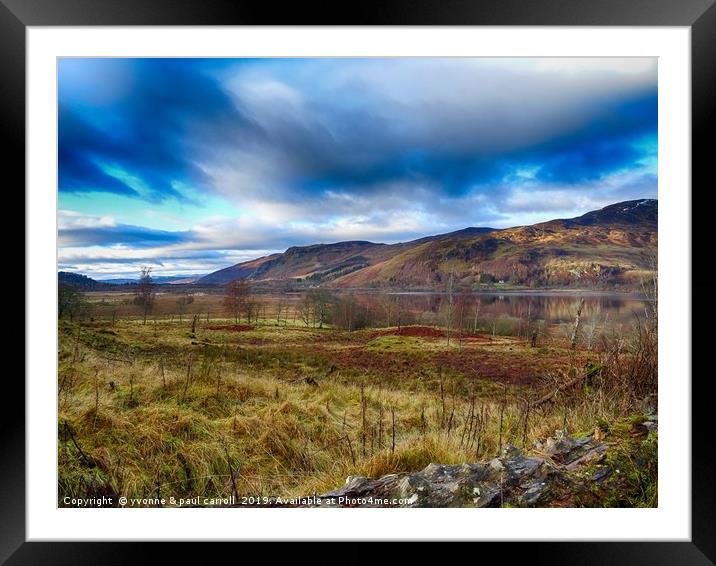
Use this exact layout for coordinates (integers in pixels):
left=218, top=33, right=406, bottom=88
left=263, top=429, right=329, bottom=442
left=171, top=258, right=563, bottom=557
left=592, top=466, right=612, bottom=482
left=500, top=444, right=522, bottom=458
left=316, top=438, right=581, bottom=508
left=543, top=432, right=606, bottom=471
left=299, top=423, right=653, bottom=508
left=544, top=435, right=578, bottom=459
left=344, top=475, right=367, bottom=488
left=520, top=479, right=551, bottom=506
left=472, top=484, right=501, bottom=507
left=564, top=442, right=608, bottom=471
left=500, top=453, right=544, bottom=486
left=397, top=462, right=493, bottom=507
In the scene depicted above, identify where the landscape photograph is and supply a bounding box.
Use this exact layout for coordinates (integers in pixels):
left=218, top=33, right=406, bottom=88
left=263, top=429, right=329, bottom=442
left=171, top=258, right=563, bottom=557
left=58, top=57, right=658, bottom=508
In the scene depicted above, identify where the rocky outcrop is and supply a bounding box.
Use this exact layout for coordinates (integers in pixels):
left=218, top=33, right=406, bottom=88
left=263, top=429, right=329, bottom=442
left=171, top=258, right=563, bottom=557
left=312, top=422, right=654, bottom=508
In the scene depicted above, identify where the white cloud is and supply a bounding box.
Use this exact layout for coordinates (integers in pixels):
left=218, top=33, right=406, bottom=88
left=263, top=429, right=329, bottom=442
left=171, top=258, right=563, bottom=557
left=58, top=58, right=658, bottom=278
left=59, top=210, right=116, bottom=229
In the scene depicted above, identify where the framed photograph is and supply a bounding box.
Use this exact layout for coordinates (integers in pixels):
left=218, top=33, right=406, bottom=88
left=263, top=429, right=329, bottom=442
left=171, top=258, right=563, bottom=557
left=8, top=0, right=711, bottom=561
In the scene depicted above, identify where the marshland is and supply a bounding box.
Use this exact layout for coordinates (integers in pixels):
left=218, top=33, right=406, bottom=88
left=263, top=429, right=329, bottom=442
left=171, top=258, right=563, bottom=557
left=58, top=284, right=657, bottom=507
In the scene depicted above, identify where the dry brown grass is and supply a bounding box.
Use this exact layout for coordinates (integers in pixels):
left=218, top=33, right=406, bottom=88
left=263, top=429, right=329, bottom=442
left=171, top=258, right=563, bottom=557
left=58, top=302, right=657, bottom=506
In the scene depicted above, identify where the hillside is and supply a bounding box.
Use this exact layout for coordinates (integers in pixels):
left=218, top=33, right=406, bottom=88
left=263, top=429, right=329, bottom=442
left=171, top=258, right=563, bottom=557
left=199, top=241, right=400, bottom=286
left=198, top=199, right=657, bottom=290
left=98, top=275, right=205, bottom=285
left=58, top=271, right=105, bottom=290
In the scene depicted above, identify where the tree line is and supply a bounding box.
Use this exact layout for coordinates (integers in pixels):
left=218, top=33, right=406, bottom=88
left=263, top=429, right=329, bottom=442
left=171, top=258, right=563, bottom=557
left=58, top=268, right=542, bottom=344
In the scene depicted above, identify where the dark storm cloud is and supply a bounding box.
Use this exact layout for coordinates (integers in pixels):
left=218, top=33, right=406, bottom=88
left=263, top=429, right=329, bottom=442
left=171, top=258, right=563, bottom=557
left=58, top=58, right=658, bottom=277
left=58, top=58, right=260, bottom=202
left=271, top=91, right=657, bottom=199
left=59, top=58, right=658, bottom=206
left=523, top=92, right=658, bottom=185
left=58, top=105, right=141, bottom=198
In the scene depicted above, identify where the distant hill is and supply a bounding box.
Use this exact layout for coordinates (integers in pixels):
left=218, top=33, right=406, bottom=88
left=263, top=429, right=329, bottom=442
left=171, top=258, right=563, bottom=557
left=98, top=275, right=205, bottom=285
left=198, top=199, right=657, bottom=290
left=96, top=278, right=136, bottom=285
left=199, top=241, right=397, bottom=286
left=58, top=271, right=104, bottom=290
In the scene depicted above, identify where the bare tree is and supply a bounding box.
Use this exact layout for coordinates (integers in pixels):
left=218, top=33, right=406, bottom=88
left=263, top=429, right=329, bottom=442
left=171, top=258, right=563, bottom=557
left=454, top=293, right=468, bottom=347
left=298, top=294, right=313, bottom=327
left=582, top=304, right=601, bottom=351
left=176, top=293, right=193, bottom=323
left=242, top=296, right=259, bottom=324
left=379, top=294, right=393, bottom=327
left=58, top=283, right=86, bottom=321
left=275, top=298, right=285, bottom=326
left=223, top=280, right=250, bottom=323
left=309, top=289, right=332, bottom=329
left=133, top=267, right=155, bottom=324
left=472, top=297, right=481, bottom=333
left=393, top=294, right=403, bottom=330
left=570, top=297, right=585, bottom=349
left=332, top=293, right=369, bottom=332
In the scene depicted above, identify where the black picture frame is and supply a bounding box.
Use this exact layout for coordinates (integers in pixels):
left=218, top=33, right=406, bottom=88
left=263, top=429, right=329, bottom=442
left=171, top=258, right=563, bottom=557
left=5, top=0, right=712, bottom=562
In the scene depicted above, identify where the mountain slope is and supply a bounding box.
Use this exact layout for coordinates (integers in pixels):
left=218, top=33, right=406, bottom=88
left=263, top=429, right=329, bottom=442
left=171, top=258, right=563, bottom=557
left=58, top=271, right=105, bottom=290
left=199, top=241, right=395, bottom=286
left=99, top=275, right=205, bottom=285
left=198, top=199, right=657, bottom=290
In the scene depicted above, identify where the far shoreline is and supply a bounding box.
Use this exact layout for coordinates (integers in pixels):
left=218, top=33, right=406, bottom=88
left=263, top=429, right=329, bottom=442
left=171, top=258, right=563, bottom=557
left=82, top=285, right=652, bottom=301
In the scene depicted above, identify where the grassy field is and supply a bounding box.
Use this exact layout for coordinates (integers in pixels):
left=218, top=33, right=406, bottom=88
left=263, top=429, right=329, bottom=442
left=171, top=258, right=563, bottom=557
left=58, top=291, right=657, bottom=507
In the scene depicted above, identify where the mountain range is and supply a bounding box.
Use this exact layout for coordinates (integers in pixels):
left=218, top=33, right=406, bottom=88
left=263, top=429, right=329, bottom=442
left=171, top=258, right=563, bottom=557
left=59, top=200, right=656, bottom=291
left=97, top=275, right=204, bottom=285
left=197, top=199, right=657, bottom=290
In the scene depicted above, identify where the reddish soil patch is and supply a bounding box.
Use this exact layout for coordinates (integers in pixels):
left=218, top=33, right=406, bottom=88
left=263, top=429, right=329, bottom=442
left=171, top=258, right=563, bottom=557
left=205, top=324, right=254, bottom=332
left=431, top=349, right=592, bottom=386
left=372, top=326, right=495, bottom=342
left=372, top=326, right=446, bottom=338
left=315, top=342, right=590, bottom=386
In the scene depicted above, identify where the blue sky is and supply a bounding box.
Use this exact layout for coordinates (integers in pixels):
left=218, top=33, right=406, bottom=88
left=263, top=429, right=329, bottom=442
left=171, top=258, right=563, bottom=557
left=58, top=57, right=657, bottom=278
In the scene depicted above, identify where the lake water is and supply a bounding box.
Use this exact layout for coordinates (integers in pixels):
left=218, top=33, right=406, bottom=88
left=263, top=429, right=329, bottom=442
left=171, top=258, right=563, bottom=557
left=324, top=290, right=654, bottom=339
left=86, top=288, right=653, bottom=339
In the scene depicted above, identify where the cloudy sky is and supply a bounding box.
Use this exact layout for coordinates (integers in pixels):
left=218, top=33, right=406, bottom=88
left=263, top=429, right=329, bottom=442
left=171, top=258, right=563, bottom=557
left=58, top=57, right=657, bottom=279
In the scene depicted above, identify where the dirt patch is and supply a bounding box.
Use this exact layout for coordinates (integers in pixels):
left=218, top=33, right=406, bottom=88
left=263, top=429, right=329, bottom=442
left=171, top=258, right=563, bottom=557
left=372, top=325, right=495, bottom=343
left=432, top=349, right=592, bottom=386
left=372, top=326, right=446, bottom=338
left=205, top=324, right=254, bottom=332
left=316, top=342, right=589, bottom=386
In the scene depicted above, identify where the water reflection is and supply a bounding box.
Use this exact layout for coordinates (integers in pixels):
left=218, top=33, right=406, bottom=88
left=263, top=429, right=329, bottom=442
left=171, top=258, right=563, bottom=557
left=333, top=291, right=652, bottom=337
